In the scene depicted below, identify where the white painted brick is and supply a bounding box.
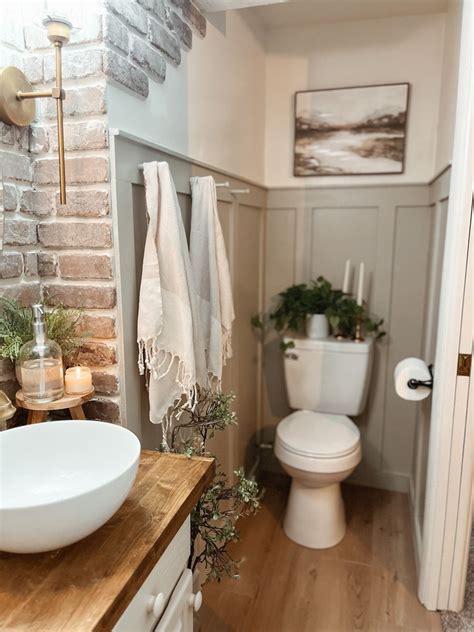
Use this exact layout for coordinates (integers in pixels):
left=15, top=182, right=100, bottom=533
left=38, top=221, right=112, bottom=249
left=130, top=35, right=166, bottom=82
left=44, top=48, right=103, bottom=82
left=43, top=84, right=107, bottom=119
left=50, top=121, right=108, bottom=152
left=24, top=56, right=44, bottom=85
left=34, top=156, right=109, bottom=185
left=56, top=190, right=109, bottom=217
left=0, top=151, right=32, bottom=182
left=105, top=0, right=147, bottom=35
left=30, top=126, right=49, bottom=154
left=4, top=218, right=37, bottom=246
left=104, top=13, right=129, bottom=54
left=103, top=49, right=149, bottom=97
left=148, top=17, right=181, bottom=65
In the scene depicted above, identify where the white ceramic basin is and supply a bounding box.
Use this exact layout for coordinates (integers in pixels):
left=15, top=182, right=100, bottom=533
left=0, top=420, right=141, bottom=554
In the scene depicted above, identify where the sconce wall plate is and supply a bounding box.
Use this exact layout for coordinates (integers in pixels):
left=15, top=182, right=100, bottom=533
left=0, top=67, right=36, bottom=127
left=0, top=17, right=72, bottom=204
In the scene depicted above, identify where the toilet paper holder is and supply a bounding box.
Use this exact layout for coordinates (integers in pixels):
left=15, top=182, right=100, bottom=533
left=407, top=364, right=434, bottom=390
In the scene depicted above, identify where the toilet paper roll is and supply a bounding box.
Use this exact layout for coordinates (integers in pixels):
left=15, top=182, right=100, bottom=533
left=394, top=357, right=432, bottom=401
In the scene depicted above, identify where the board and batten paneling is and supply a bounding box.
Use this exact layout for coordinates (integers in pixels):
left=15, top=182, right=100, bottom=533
left=110, top=130, right=265, bottom=481
left=263, top=185, right=434, bottom=492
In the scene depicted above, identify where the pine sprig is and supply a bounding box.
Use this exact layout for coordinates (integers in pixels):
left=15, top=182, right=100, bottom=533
left=0, top=298, right=86, bottom=361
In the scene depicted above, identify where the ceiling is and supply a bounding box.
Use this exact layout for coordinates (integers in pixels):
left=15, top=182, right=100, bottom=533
left=196, top=0, right=286, bottom=11
left=198, top=0, right=449, bottom=27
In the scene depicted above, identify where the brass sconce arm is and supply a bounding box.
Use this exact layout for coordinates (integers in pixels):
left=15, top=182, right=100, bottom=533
left=0, top=16, right=71, bottom=205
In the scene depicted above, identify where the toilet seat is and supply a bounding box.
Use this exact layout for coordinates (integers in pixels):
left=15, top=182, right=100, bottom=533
left=275, top=410, right=362, bottom=474
left=277, top=410, right=360, bottom=458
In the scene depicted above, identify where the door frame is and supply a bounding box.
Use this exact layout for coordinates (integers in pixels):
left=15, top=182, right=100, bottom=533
left=418, top=0, right=473, bottom=611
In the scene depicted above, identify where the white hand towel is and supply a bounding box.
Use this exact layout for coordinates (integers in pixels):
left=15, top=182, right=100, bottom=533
left=137, top=162, right=207, bottom=439
left=190, top=176, right=235, bottom=385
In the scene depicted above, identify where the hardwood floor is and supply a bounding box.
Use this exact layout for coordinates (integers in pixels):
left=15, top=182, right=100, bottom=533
left=201, top=475, right=442, bottom=632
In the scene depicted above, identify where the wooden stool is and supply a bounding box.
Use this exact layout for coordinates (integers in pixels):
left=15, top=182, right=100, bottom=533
left=15, top=389, right=95, bottom=424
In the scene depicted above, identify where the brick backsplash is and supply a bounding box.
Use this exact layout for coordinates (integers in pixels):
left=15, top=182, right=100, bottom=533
left=0, top=0, right=207, bottom=424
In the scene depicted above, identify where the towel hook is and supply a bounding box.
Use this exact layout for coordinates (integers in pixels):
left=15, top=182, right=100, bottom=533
left=230, top=188, right=250, bottom=195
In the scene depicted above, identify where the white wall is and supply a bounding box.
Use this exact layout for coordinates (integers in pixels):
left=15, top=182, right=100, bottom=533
left=108, top=10, right=266, bottom=184
left=263, top=14, right=446, bottom=188
left=435, top=0, right=463, bottom=173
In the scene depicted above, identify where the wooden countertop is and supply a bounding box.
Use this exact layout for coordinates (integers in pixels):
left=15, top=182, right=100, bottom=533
left=0, top=451, right=215, bottom=631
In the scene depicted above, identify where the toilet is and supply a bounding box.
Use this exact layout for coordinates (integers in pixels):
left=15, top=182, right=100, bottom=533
left=274, top=336, right=373, bottom=549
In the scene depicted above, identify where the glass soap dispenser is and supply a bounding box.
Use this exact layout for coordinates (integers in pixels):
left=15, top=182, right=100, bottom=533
left=18, top=304, right=64, bottom=403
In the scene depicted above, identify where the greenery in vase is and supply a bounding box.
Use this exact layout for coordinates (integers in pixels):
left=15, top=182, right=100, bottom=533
left=0, top=298, right=85, bottom=362
left=166, top=388, right=260, bottom=582
left=251, top=275, right=385, bottom=346
left=326, top=294, right=385, bottom=340
left=269, top=276, right=341, bottom=334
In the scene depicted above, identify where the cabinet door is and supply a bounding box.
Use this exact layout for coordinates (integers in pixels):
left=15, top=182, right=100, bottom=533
left=113, top=519, right=190, bottom=631
left=155, top=569, right=197, bottom=632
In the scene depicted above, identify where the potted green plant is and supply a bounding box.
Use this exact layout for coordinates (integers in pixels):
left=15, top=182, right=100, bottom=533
left=0, top=298, right=85, bottom=383
left=269, top=277, right=341, bottom=340
left=251, top=275, right=385, bottom=347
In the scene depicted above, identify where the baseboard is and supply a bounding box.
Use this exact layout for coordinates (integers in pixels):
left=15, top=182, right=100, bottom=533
left=247, top=454, right=261, bottom=482
left=348, top=470, right=411, bottom=494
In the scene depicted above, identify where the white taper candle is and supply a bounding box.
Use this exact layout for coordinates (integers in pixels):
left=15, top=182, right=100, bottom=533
left=357, top=262, right=365, bottom=306
left=342, top=259, right=351, bottom=294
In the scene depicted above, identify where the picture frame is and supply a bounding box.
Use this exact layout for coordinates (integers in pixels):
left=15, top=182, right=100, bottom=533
left=293, top=83, right=410, bottom=177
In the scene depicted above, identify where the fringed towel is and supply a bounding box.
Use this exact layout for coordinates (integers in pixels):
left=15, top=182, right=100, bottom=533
left=137, top=162, right=207, bottom=444
left=190, top=176, right=235, bottom=386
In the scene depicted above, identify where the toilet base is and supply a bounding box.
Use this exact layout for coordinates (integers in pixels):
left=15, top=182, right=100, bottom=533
left=283, top=479, right=346, bottom=549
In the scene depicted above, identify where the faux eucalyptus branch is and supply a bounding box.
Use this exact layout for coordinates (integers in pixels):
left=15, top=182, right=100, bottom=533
left=166, top=388, right=260, bottom=583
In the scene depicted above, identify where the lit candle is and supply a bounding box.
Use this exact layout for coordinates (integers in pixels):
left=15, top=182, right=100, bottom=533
left=356, top=262, right=365, bottom=306
left=342, top=259, right=351, bottom=294
left=65, top=366, right=92, bottom=395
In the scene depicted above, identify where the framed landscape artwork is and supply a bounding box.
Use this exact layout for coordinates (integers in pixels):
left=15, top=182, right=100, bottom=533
left=294, top=83, right=410, bottom=177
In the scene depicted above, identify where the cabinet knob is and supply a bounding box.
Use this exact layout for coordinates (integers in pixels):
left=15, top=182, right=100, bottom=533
left=147, top=592, right=165, bottom=618
left=188, top=590, right=203, bottom=612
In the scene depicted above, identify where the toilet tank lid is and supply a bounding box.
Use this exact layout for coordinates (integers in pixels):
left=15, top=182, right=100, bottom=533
left=284, top=336, right=373, bottom=354
left=277, top=410, right=360, bottom=458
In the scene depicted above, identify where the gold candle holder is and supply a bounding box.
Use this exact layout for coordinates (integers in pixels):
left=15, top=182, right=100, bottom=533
left=354, top=318, right=365, bottom=343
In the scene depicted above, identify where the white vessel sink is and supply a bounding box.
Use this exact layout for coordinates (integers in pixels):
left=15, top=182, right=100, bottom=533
left=0, top=420, right=141, bottom=554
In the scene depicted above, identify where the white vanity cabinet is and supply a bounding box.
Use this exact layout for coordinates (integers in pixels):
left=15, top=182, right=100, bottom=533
left=114, top=518, right=202, bottom=632
left=0, top=453, right=214, bottom=632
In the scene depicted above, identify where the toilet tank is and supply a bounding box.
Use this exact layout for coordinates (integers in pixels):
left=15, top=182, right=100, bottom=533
left=283, top=337, right=373, bottom=416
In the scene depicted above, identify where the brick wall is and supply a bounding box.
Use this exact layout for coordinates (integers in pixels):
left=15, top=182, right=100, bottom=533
left=0, top=0, right=206, bottom=423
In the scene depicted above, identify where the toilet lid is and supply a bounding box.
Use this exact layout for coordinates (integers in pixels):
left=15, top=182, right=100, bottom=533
left=276, top=410, right=360, bottom=458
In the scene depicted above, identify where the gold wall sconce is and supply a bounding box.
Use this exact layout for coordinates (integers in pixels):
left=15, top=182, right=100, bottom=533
left=0, top=16, right=72, bottom=204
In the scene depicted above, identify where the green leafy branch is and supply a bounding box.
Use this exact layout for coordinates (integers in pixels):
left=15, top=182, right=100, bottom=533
left=166, top=387, right=260, bottom=583
left=0, top=297, right=86, bottom=362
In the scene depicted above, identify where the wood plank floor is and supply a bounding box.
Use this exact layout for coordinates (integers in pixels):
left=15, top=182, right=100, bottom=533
left=201, top=475, right=441, bottom=632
